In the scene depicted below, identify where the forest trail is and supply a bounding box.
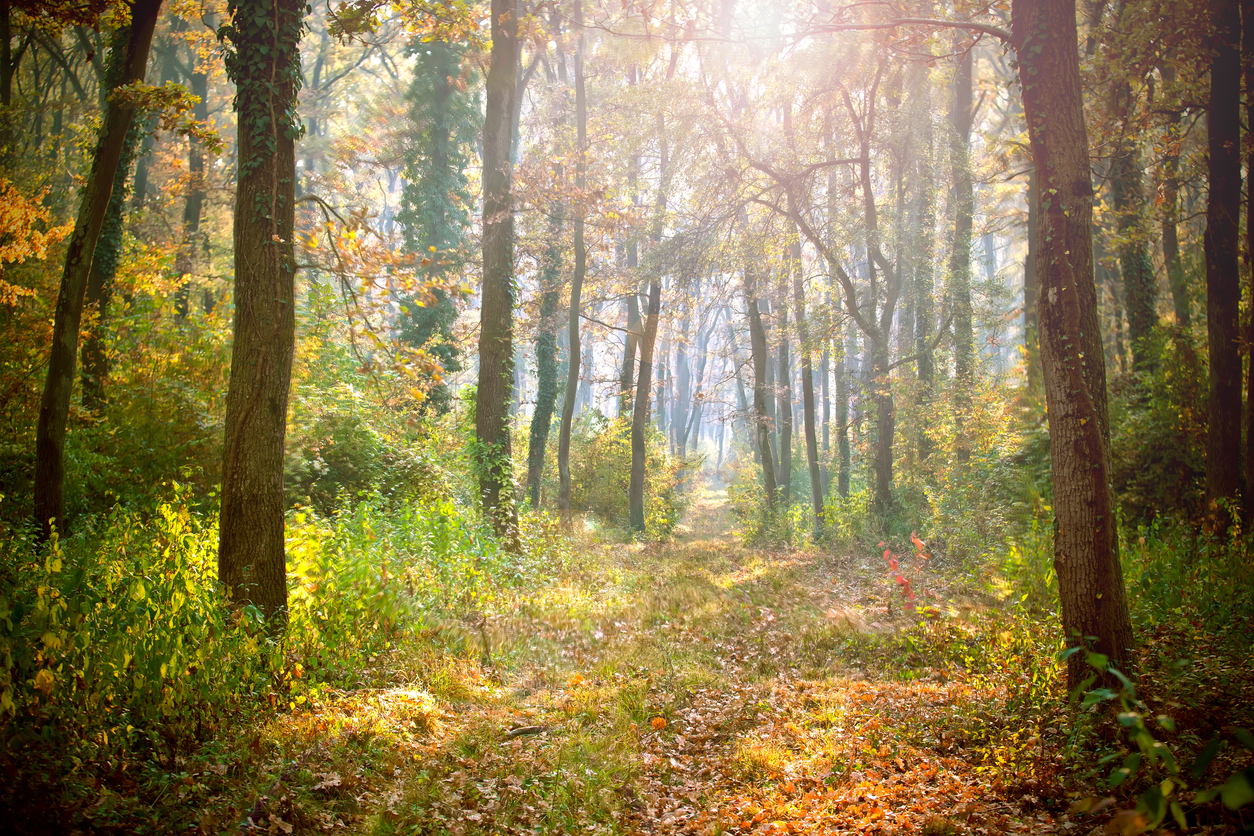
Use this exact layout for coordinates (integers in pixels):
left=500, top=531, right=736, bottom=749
left=246, top=487, right=1062, bottom=835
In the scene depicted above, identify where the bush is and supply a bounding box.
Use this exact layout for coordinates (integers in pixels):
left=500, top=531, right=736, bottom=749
left=544, top=412, right=686, bottom=539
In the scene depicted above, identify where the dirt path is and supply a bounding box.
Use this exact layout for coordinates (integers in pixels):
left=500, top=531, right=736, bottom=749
left=242, top=487, right=1063, bottom=835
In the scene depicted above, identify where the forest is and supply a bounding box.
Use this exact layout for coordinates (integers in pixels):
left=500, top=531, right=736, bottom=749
left=1, top=0, right=1253, bottom=831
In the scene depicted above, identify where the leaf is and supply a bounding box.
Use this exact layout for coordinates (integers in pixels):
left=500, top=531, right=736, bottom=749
left=1235, top=728, right=1254, bottom=751
left=33, top=669, right=54, bottom=696
left=1220, top=768, right=1254, bottom=810
left=651, top=716, right=667, bottom=731
left=1069, top=796, right=1115, bottom=815
left=1191, top=737, right=1222, bottom=779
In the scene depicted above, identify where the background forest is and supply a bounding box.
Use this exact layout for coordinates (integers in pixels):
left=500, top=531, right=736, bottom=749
left=1, top=0, right=1253, bottom=832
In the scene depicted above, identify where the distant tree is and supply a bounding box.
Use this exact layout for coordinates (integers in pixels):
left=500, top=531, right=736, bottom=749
left=397, top=39, right=477, bottom=413
left=217, top=0, right=305, bottom=624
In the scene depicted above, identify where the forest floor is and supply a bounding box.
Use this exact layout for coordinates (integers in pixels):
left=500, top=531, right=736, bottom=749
left=205, top=485, right=1249, bottom=836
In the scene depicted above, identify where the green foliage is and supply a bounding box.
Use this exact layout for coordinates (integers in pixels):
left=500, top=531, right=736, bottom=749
left=1067, top=651, right=1254, bottom=831
left=1109, top=331, right=1207, bottom=523
left=544, top=412, right=686, bottom=540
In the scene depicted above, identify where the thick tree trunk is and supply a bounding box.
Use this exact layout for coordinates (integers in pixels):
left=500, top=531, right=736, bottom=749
left=1245, top=8, right=1254, bottom=525
left=629, top=279, right=661, bottom=534
left=218, top=0, right=303, bottom=624
left=1204, top=0, right=1242, bottom=522
left=1012, top=0, right=1134, bottom=687
left=950, top=46, right=974, bottom=463
left=474, top=0, right=521, bottom=548
left=33, top=0, right=161, bottom=539
left=557, top=1, right=586, bottom=523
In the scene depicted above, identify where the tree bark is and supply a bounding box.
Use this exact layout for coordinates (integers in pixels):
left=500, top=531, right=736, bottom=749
left=776, top=267, right=792, bottom=503
left=629, top=279, right=661, bottom=534
left=1204, top=0, right=1242, bottom=522
left=1024, top=168, right=1040, bottom=389
left=33, top=0, right=162, bottom=539
left=950, top=45, right=974, bottom=463
left=557, top=0, right=586, bottom=524
left=793, top=231, right=824, bottom=535
left=1108, top=12, right=1157, bottom=373
left=1159, top=64, right=1189, bottom=329
left=217, top=0, right=304, bottom=624
left=526, top=205, right=562, bottom=508
left=474, top=0, right=521, bottom=548
left=175, top=61, right=210, bottom=321
left=1012, top=0, right=1134, bottom=687
left=618, top=290, right=639, bottom=416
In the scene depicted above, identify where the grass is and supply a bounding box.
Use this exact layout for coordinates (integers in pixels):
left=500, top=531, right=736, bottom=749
left=7, top=485, right=1254, bottom=834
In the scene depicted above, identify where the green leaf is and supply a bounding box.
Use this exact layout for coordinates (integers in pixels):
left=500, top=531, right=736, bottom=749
left=1192, top=737, right=1223, bottom=780
left=1235, top=728, right=1254, bottom=751
left=1110, top=752, right=1140, bottom=787
left=1220, top=768, right=1254, bottom=810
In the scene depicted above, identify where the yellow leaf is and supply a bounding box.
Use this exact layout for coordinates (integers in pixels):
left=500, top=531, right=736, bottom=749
left=34, top=669, right=54, bottom=695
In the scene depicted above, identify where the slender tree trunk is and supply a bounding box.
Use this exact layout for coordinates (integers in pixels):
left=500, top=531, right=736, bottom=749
left=526, top=205, right=562, bottom=507
left=1206, top=0, right=1243, bottom=522
left=748, top=283, right=778, bottom=510
left=217, top=0, right=303, bottom=624
left=80, top=105, right=144, bottom=413
left=1159, top=64, right=1189, bottom=329
left=629, top=280, right=661, bottom=534
left=675, top=315, right=690, bottom=458
left=950, top=46, right=974, bottom=463
left=557, top=0, right=586, bottom=524
left=1024, top=168, right=1040, bottom=388
left=475, top=0, right=521, bottom=548
left=793, top=231, right=824, bottom=535
left=914, top=122, right=936, bottom=461
left=33, top=0, right=161, bottom=539
left=1108, top=11, right=1157, bottom=372
left=776, top=269, right=792, bottom=503
left=1012, top=0, right=1134, bottom=687
left=175, top=63, right=210, bottom=321
left=820, top=342, right=830, bottom=493
left=618, top=291, right=639, bottom=416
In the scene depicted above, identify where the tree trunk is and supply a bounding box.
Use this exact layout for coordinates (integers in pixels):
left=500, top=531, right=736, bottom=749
left=33, top=0, right=161, bottom=539
left=1012, top=0, right=1135, bottom=687
left=1024, top=168, right=1040, bottom=389
left=1108, top=13, right=1157, bottom=372
left=1159, top=64, right=1189, bottom=329
left=748, top=290, right=778, bottom=510
left=558, top=0, right=586, bottom=524
left=1205, top=0, right=1242, bottom=522
left=618, top=290, right=639, bottom=416
left=526, top=205, right=562, bottom=508
left=80, top=98, right=144, bottom=413
left=629, top=279, right=661, bottom=534
left=217, top=0, right=303, bottom=624
left=820, top=342, right=830, bottom=493
left=950, top=45, right=974, bottom=463
left=175, top=62, right=210, bottom=321
left=793, top=232, right=824, bottom=535
left=777, top=261, right=793, bottom=503
left=1244, top=5, right=1254, bottom=525
left=474, top=0, right=521, bottom=549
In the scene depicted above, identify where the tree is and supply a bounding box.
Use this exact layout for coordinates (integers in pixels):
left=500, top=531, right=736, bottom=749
left=1204, top=0, right=1241, bottom=523
left=397, top=39, right=476, bottom=413
left=1011, top=0, right=1134, bottom=686
left=217, top=0, right=305, bottom=623
left=474, top=0, right=521, bottom=548
left=557, top=0, right=587, bottom=524
left=33, top=0, right=162, bottom=539
left=949, top=44, right=974, bottom=462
